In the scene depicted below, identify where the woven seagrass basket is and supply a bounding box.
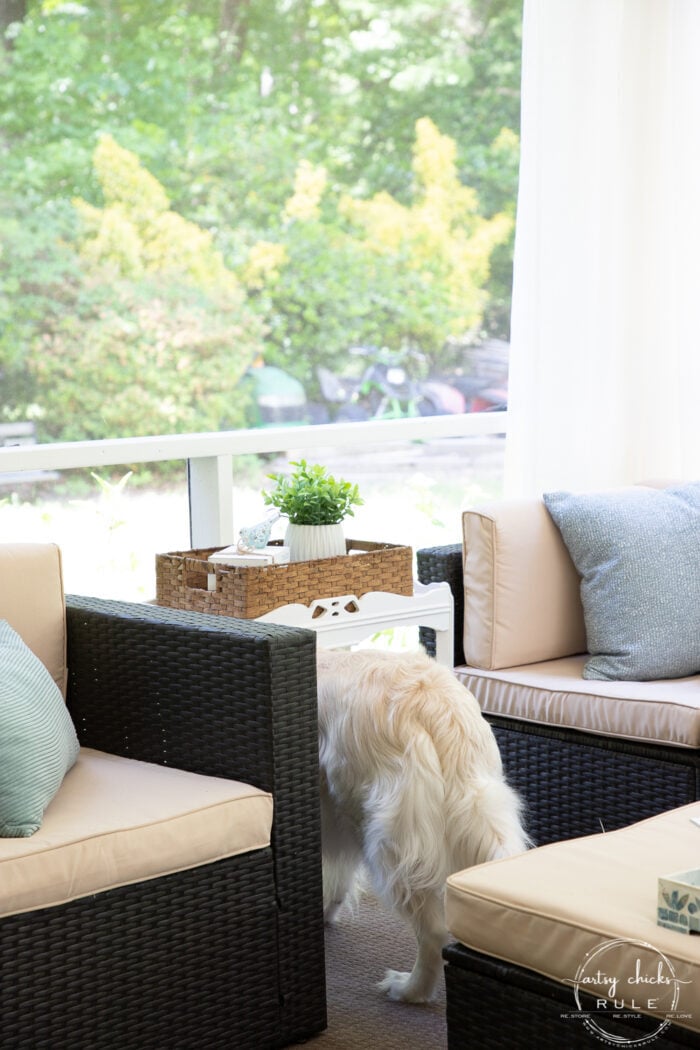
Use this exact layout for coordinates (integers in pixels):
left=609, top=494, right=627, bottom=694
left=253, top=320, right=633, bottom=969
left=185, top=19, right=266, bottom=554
left=155, top=539, right=413, bottom=620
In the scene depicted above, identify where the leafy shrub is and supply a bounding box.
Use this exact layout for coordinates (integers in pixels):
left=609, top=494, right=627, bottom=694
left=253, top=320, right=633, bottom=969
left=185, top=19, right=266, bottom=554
left=242, top=119, right=513, bottom=386
left=32, top=277, right=260, bottom=441
left=0, top=194, right=83, bottom=422
left=22, top=137, right=264, bottom=442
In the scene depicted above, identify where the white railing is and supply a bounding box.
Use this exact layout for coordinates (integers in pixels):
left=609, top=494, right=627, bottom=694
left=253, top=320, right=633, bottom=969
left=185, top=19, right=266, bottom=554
left=0, top=412, right=507, bottom=546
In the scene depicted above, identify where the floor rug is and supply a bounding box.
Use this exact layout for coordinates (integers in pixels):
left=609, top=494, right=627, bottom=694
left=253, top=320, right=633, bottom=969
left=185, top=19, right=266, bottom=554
left=308, top=892, right=448, bottom=1049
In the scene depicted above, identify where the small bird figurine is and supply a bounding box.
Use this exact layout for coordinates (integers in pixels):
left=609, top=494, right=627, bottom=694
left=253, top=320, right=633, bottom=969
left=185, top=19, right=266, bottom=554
left=237, top=509, right=280, bottom=552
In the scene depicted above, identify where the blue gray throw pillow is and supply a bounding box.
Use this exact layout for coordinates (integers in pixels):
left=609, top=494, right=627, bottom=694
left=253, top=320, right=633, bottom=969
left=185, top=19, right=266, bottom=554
left=543, top=483, right=700, bottom=681
left=0, top=620, right=80, bottom=836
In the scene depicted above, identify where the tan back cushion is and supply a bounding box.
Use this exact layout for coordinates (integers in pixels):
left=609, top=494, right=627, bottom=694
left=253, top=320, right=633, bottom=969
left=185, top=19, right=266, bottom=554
left=0, top=544, right=67, bottom=695
left=462, top=499, right=586, bottom=669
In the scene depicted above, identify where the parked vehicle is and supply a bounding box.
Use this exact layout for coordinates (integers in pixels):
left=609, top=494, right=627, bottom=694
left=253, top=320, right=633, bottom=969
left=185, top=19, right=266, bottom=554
left=441, top=373, right=507, bottom=412
left=243, top=365, right=309, bottom=427
left=420, top=378, right=468, bottom=415
left=316, top=346, right=466, bottom=422
left=440, top=338, right=509, bottom=412
left=239, top=341, right=507, bottom=430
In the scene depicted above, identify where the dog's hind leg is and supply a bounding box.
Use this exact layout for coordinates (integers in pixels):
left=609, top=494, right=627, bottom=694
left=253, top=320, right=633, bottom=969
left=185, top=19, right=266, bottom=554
left=320, top=789, right=364, bottom=925
left=376, top=889, right=447, bottom=1003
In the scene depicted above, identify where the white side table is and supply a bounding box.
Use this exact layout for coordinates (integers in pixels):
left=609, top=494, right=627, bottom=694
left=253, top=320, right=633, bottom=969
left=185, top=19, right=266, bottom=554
left=256, top=581, right=454, bottom=667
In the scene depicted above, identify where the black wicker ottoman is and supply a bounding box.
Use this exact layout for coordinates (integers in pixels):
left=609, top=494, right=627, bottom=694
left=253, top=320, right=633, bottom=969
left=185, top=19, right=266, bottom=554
left=443, top=804, right=700, bottom=1049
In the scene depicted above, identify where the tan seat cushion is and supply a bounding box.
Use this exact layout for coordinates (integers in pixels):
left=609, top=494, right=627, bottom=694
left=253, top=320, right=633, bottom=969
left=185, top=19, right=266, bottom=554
left=462, top=500, right=586, bottom=670
left=455, top=657, right=700, bottom=748
left=0, top=543, right=67, bottom=695
left=446, top=804, right=700, bottom=1034
left=0, top=748, right=273, bottom=918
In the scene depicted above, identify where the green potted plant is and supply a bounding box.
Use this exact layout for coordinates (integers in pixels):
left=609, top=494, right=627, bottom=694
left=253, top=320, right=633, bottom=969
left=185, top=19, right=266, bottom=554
left=263, top=459, right=363, bottom=562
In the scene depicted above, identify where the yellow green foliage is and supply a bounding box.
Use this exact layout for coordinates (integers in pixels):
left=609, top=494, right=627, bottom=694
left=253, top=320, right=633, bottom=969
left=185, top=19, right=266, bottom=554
left=241, top=240, right=288, bottom=291
left=242, top=119, right=513, bottom=359
left=74, top=135, right=240, bottom=296
left=339, top=117, right=513, bottom=335
left=23, top=136, right=265, bottom=443
left=490, top=125, right=519, bottom=160
left=283, top=160, right=328, bottom=222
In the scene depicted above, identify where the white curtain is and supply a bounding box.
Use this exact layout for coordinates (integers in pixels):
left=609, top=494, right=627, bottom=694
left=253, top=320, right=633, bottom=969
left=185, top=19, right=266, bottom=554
left=505, top=0, right=700, bottom=496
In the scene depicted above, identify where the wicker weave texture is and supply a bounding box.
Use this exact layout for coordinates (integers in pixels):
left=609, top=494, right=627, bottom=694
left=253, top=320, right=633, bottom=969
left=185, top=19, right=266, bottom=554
left=444, top=944, right=698, bottom=1049
left=156, top=539, right=413, bottom=619
left=1, top=855, right=281, bottom=1050
left=417, top=544, right=465, bottom=666
left=23, top=596, right=329, bottom=1049
left=492, top=718, right=700, bottom=846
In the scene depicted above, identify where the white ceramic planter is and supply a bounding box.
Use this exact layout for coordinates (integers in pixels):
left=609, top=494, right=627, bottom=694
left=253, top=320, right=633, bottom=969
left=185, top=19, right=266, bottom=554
left=285, top=523, right=347, bottom=563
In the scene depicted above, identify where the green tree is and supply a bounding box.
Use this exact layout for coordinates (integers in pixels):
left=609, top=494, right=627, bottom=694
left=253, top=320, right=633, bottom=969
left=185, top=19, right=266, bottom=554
left=341, top=117, right=512, bottom=341
left=1, top=1, right=521, bottom=250
left=10, top=137, right=263, bottom=440
left=73, top=134, right=242, bottom=294
left=242, top=119, right=511, bottom=386
left=0, top=195, right=82, bottom=424
left=33, top=277, right=259, bottom=441
left=0, top=0, right=522, bottom=438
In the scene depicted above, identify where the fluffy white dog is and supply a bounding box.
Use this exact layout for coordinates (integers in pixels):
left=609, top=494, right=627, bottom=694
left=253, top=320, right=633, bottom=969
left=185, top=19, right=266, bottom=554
left=316, top=647, right=530, bottom=1004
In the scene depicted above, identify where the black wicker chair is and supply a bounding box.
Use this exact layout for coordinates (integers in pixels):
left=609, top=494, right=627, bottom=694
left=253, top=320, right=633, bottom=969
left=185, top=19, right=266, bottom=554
left=418, top=542, right=700, bottom=1050
left=417, top=542, right=700, bottom=846
left=1, top=595, right=326, bottom=1050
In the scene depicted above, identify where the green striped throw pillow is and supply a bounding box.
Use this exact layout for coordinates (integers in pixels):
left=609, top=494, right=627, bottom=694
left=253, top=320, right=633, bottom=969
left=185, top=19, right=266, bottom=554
left=0, top=619, right=80, bottom=837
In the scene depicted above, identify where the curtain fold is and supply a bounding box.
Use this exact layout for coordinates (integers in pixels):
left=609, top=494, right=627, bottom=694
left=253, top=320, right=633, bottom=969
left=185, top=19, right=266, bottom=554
left=505, top=0, right=700, bottom=496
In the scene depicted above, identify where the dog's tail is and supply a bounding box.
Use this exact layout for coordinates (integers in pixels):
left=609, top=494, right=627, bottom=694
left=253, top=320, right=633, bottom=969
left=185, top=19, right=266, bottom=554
left=362, top=723, right=454, bottom=911
left=361, top=726, right=529, bottom=916
left=445, top=771, right=531, bottom=872
left=433, top=683, right=531, bottom=870
left=402, top=660, right=532, bottom=873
